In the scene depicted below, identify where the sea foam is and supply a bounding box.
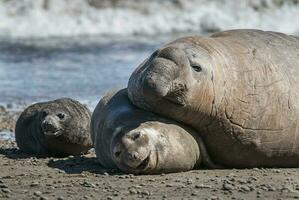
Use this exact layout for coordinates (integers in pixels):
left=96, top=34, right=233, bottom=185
left=0, top=0, right=298, bottom=39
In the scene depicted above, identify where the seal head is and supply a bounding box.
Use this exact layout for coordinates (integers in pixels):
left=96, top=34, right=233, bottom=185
left=128, top=38, right=216, bottom=127
left=15, top=98, right=92, bottom=156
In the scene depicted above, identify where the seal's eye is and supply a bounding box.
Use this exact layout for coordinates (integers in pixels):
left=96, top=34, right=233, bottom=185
left=57, top=113, right=65, bottom=120
left=191, top=64, right=202, bottom=72
left=41, top=111, right=48, bottom=117
left=132, top=132, right=141, bottom=140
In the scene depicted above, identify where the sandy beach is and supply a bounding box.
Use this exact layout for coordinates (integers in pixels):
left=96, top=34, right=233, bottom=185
left=1, top=138, right=299, bottom=200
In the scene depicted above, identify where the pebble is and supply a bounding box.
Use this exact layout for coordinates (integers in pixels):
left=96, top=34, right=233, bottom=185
left=195, top=184, right=212, bottom=189
left=222, top=183, right=234, bottom=191
left=30, top=181, right=39, bottom=187
left=141, top=191, right=151, bottom=196
left=129, top=188, right=137, bottom=194
left=80, top=181, right=96, bottom=188
left=34, top=191, right=42, bottom=196
left=1, top=188, right=11, bottom=193
left=103, top=172, right=109, bottom=176
left=187, top=179, right=193, bottom=185
left=191, top=192, right=198, bottom=196
left=239, top=185, right=251, bottom=192
left=0, top=184, right=8, bottom=188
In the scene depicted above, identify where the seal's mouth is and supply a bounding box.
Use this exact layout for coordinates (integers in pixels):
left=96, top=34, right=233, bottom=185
left=134, top=153, right=151, bottom=171
left=164, top=97, right=186, bottom=107
left=44, top=129, right=63, bottom=136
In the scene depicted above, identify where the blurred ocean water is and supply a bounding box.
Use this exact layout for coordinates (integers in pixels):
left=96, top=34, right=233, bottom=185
left=0, top=36, right=164, bottom=110
left=0, top=0, right=299, bottom=39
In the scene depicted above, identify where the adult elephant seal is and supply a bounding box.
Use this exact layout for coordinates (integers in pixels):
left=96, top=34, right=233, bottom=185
left=90, top=89, right=218, bottom=174
left=128, top=29, right=299, bottom=168
left=15, top=98, right=92, bottom=156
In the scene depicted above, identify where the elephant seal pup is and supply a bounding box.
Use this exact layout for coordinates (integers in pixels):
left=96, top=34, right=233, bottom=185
left=128, top=29, right=299, bottom=168
left=15, top=98, right=92, bottom=156
left=91, top=89, right=218, bottom=174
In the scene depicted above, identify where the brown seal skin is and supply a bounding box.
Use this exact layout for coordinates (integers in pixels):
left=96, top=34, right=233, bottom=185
left=90, top=89, right=218, bottom=174
left=15, top=98, right=92, bottom=156
left=128, top=29, right=299, bottom=168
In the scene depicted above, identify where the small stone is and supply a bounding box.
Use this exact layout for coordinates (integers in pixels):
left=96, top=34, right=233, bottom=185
left=0, top=184, right=8, bottom=189
left=239, top=185, right=251, bottom=192
left=57, top=197, right=64, bottom=200
left=34, top=191, right=42, bottom=196
left=103, top=172, right=109, bottom=176
left=273, top=169, right=281, bottom=173
left=30, top=182, right=39, bottom=187
left=141, top=191, right=151, bottom=196
left=187, top=179, right=193, bottom=185
left=40, top=197, right=48, bottom=200
left=195, top=184, right=212, bottom=189
left=129, top=189, right=137, bottom=194
left=1, top=188, right=11, bottom=193
left=191, top=192, right=197, bottom=196
left=222, top=183, right=234, bottom=191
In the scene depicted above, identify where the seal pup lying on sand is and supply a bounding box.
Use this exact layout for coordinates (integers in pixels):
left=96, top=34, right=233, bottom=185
left=128, top=29, right=299, bottom=168
left=15, top=98, right=92, bottom=156
left=91, top=89, right=218, bottom=174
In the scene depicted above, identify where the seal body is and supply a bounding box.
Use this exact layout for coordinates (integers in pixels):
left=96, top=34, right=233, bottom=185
left=15, top=98, right=92, bottom=156
left=128, top=29, right=299, bottom=168
left=91, top=89, right=215, bottom=174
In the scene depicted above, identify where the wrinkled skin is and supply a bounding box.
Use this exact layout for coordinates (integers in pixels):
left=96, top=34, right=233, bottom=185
left=90, top=89, right=216, bottom=174
left=128, top=29, right=299, bottom=168
left=15, top=98, right=92, bottom=156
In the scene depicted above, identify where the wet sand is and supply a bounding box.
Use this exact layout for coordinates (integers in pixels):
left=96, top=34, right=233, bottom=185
left=1, top=139, right=299, bottom=200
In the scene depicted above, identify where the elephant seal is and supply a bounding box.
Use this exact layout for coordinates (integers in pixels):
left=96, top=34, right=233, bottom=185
left=15, top=98, right=92, bottom=156
left=128, top=29, right=299, bottom=168
left=91, top=89, right=218, bottom=174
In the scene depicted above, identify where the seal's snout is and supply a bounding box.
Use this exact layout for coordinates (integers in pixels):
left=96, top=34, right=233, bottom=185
left=142, top=46, right=190, bottom=105
left=41, top=115, right=61, bottom=136
left=112, top=131, right=151, bottom=171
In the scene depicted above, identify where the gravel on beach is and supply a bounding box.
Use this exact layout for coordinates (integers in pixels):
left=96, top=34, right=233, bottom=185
left=1, top=140, right=299, bottom=199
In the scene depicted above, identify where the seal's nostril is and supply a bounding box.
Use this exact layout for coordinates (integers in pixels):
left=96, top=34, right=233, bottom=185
left=42, top=120, right=55, bottom=132
left=114, top=150, right=121, bottom=158
left=129, top=152, right=138, bottom=160
left=131, top=132, right=141, bottom=140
